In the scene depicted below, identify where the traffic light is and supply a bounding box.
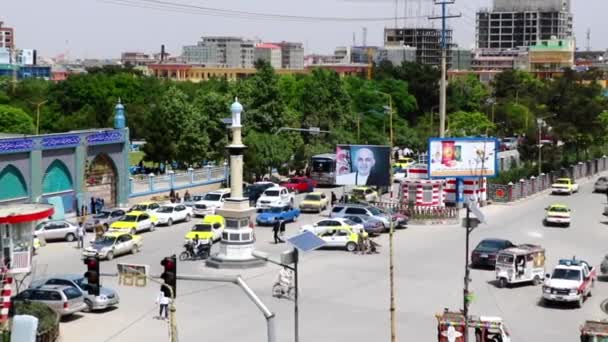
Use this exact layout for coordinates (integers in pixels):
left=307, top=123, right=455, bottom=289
left=160, top=255, right=176, bottom=298
left=84, top=256, right=100, bottom=296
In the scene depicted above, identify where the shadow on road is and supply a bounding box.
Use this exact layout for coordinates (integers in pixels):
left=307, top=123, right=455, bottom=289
left=61, top=313, right=86, bottom=323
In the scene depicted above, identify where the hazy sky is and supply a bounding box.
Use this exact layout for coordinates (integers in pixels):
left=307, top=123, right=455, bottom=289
left=2, top=0, right=606, bottom=59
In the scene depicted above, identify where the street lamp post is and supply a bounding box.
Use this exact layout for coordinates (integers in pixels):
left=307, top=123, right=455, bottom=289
left=30, top=100, right=48, bottom=135
left=537, top=114, right=556, bottom=176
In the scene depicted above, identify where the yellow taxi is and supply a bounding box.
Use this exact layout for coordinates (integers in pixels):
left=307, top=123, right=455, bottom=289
left=350, top=186, right=379, bottom=202
left=184, top=215, right=225, bottom=243
left=544, top=204, right=571, bottom=227
left=109, top=211, right=157, bottom=235
left=299, top=192, right=329, bottom=213
left=393, top=157, right=415, bottom=169
left=317, top=226, right=367, bottom=252
left=128, top=201, right=161, bottom=214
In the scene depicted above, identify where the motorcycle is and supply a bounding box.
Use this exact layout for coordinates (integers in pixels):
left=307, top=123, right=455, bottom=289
left=179, top=241, right=210, bottom=261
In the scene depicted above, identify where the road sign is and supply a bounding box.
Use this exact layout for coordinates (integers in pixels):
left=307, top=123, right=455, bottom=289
left=287, top=230, right=326, bottom=253
left=467, top=201, right=487, bottom=224
left=117, top=263, right=149, bottom=287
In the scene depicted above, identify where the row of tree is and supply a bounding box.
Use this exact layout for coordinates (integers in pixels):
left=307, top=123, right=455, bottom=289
left=1, top=61, right=607, bottom=179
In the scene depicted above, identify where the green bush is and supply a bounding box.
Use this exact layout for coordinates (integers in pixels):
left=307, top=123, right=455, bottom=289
left=12, top=301, right=59, bottom=334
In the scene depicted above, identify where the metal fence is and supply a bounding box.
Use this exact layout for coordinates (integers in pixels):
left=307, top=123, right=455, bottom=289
left=489, top=157, right=608, bottom=203
left=129, top=166, right=228, bottom=197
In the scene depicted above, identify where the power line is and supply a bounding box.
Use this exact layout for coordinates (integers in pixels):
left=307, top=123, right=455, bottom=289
left=97, top=0, right=430, bottom=23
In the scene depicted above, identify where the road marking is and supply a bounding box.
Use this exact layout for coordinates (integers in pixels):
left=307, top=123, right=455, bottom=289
left=528, top=231, right=543, bottom=238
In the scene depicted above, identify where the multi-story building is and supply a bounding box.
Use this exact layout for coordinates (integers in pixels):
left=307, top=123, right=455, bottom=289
left=0, top=21, right=14, bottom=49
left=528, top=37, right=574, bottom=77
left=254, top=43, right=282, bottom=69
left=182, top=36, right=255, bottom=68
left=121, top=52, right=155, bottom=66
left=451, top=48, right=472, bottom=70
left=376, top=45, right=417, bottom=66
left=384, top=28, right=452, bottom=67
left=471, top=47, right=528, bottom=71
left=271, top=42, right=304, bottom=69
left=476, top=0, right=573, bottom=50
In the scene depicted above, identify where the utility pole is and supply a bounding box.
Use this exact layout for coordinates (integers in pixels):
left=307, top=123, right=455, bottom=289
left=429, top=0, right=460, bottom=138
left=30, top=100, right=48, bottom=135
left=586, top=28, right=591, bottom=52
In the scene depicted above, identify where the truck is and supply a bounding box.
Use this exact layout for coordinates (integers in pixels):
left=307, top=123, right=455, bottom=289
left=551, top=178, right=579, bottom=195
left=542, top=258, right=597, bottom=308
left=256, top=186, right=295, bottom=210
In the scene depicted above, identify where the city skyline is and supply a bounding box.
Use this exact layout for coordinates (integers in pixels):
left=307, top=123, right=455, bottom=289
left=2, top=0, right=606, bottom=59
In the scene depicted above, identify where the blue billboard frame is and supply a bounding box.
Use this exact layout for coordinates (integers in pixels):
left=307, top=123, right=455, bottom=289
left=427, top=137, right=500, bottom=179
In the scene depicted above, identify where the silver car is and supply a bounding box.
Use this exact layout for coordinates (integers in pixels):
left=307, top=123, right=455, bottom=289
left=13, top=285, right=88, bottom=317
left=30, top=274, right=119, bottom=311
left=34, top=220, right=78, bottom=242
left=84, top=208, right=127, bottom=232
left=595, top=177, right=608, bottom=193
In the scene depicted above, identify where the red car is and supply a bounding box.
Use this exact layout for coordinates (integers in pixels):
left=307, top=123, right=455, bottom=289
left=281, top=177, right=316, bottom=193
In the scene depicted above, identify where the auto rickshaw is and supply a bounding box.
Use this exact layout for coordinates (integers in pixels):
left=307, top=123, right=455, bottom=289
left=495, top=244, right=546, bottom=288
left=580, top=320, right=608, bottom=342
left=436, top=309, right=511, bottom=342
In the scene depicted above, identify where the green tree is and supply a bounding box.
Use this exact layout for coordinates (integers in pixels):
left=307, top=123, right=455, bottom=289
left=0, top=104, right=35, bottom=134
left=448, top=75, right=490, bottom=113
left=244, top=131, right=293, bottom=180
left=448, top=111, right=495, bottom=137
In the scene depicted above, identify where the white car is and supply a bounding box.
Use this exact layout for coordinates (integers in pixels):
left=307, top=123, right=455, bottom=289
left=256, top=186, right=295, bottom=210
left=300, top=218, right=365, bottom=235
left=155, top=204, right=193, bottom=226
left=193, top=189, right=231, bottom=216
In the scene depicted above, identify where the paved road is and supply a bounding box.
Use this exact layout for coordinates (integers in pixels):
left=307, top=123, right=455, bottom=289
left=29, top=177, right=608, bottom=342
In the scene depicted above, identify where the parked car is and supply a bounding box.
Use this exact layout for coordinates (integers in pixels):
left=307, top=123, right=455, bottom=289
left=128, top=201, right=162, bottom=214
left=13, top=285, right=88, bottom=317
left=281, top=177, right=316, bottom=194
left=192, top=189, right=231, bottom=217
left=350, top=187, right=379, bottom=203
left=471, top=239, right=515, bottom=268
left=392, top=157, right=415, bottom=169
left=331, top=204, right=406, bottom=230
left=34, top=220, right=78, bottom=242
left=109, top=211, right=157, bottom=235
left=343, top=215, right=385, bottom=235
left=83, top=232, right=143, bottom=260
left=244, top=182, right=277, bottom=205
left=256, top=186, right=295, bottom=210
left=184, top=194, right=206, bottom=208
left=594, top=177, right=608, bottom=193
left=501, top=137, right=519, bottom=151
left=83, top=208, right=126, bottom=232
left=256, top=205, right=300, bottom=226
left=299, top=192, right=329, bottom=213
left=30, top=274, right=119, bottom=311
left=154, top=204, right=193, bottom=226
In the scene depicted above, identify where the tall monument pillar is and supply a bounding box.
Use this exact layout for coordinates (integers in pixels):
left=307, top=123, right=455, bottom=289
left=206, top=98, right=265, bottom=268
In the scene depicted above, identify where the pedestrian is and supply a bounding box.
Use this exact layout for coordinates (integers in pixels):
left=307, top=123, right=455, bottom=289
left=357, top=231, right=366, bottom=254
left=184, top=190, right=191, bottom=202
left=272, top=219, right=282, bottom=244
left=175, top=192, right=181, bottom=203
left=77, top=222, right=85, bottom=249
left=90, top=197, right=96, bottom=215
left=156, top=289, right=170, bottom=320
left=100, top=198, right=105, bottom=211
left=169, top=188, right=176, bottom=203
left=331, top=192, right=337, bottom=206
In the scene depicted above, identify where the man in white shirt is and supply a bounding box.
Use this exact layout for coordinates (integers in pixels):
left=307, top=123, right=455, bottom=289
left=336, top=147, right=376, bottom=185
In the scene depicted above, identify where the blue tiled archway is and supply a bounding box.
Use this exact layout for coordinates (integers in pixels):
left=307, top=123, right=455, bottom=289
left=42, top=160, right=73, bottom=194
left=0, top=165, right=28, bottom=200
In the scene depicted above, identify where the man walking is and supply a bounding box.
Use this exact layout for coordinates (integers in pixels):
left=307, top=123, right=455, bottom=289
left=77, top=222, right=85, bottom=249
left=273, top=219, right=283, bottom=244
left=156, top=289, right=170, bottom=320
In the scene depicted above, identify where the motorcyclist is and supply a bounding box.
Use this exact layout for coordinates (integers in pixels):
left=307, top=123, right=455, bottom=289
left=193, top=235, right=206, bottom=257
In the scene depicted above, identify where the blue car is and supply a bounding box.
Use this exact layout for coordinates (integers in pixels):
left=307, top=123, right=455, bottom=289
left=256, top=205, right=301, bottom=226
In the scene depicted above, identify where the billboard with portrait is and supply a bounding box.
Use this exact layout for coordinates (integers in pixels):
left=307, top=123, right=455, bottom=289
left=428, top=138, right=499, bottom=178
left=335, top=145, right=391, bottom=186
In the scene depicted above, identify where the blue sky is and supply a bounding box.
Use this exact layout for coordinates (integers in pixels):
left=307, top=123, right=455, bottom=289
left=2, top=0, right=605, bottom=59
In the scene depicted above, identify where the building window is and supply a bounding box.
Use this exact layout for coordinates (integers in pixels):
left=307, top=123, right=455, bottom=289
left=423, top=185, right=433, bottom=203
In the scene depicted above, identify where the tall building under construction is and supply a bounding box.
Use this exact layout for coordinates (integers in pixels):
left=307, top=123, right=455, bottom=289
left=384, top=28, right=452, bottom=67
left=476, top=0, right=573, bottom=49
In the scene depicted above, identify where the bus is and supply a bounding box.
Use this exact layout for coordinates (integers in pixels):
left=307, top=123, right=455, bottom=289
left=310, top=154, right=336, bottom=186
